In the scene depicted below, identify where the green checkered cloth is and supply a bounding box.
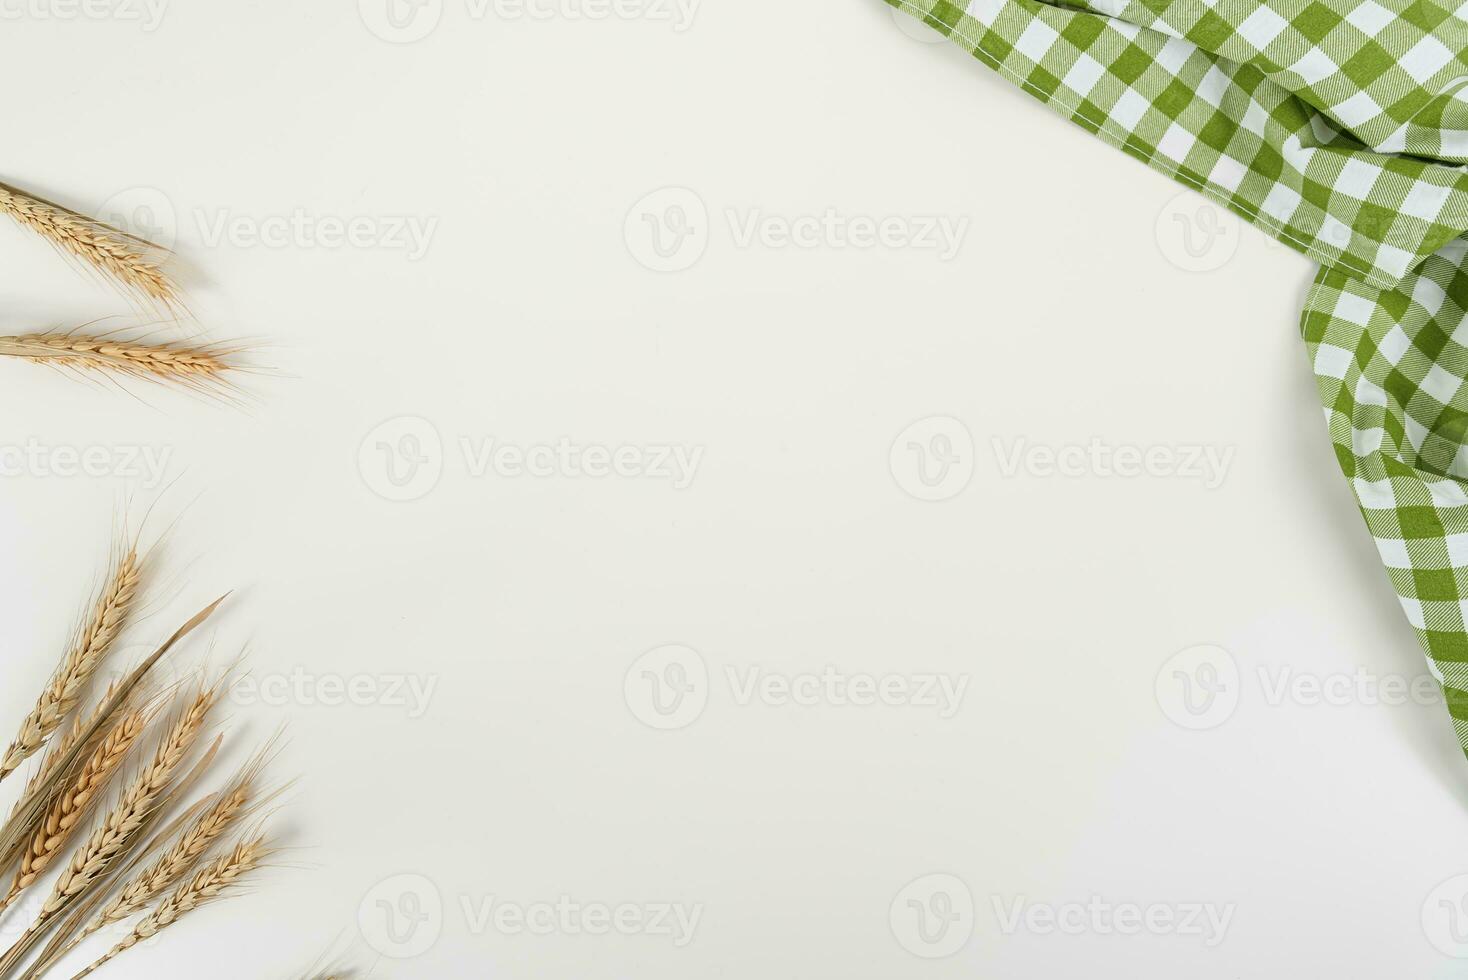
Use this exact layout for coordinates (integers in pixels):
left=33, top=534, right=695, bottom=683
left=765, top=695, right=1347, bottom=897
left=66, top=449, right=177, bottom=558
left=886, top=0, right=1468, bottom=752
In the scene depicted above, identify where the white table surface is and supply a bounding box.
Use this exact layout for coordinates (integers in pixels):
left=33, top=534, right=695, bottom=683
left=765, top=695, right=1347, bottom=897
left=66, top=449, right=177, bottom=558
left=0, top=1, right=1464, bottom=976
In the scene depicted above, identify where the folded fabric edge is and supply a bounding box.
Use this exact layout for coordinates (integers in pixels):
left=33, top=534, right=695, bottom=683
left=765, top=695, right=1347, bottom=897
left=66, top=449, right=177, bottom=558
left=885, top=0, right=1468, bottom=291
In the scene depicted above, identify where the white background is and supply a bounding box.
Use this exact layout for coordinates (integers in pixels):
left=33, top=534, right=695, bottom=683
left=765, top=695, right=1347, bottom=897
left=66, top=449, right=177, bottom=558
left=0, top=0, right=1465, bottom=976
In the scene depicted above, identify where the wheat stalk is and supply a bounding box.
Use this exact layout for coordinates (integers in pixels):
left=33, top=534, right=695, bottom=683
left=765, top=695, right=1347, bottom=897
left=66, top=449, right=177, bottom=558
left=0, top=335, right=230, bottom=389
left=0, top=549, right=141, bottom=783
left=0, top=183, right=177, bottom=308
left=73, top=833, right=270, bottom=978
left=0, top=707, right=149, bottom=914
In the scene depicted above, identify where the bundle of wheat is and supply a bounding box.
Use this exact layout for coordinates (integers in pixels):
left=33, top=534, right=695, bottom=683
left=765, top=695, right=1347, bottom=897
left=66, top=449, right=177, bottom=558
left=0, top=544, right=286, bottom=978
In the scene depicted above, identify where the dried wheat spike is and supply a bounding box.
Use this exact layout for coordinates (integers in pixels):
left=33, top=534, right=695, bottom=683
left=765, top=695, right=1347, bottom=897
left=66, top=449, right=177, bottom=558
left=10, top=680, right=120, bottom=820
left=0, top=334, right=230, bottom=389
left=0, top=548, right=140, bottom=782
left=0, top=182, right=177, bottom=307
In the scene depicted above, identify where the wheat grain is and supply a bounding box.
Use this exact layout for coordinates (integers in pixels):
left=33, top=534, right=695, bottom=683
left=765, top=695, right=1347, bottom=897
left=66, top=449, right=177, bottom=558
left=74, top=833, right=270, bottom=978
left=0, top=549, right=141, bottom=783
left=0, top=183, right=177, bottom=308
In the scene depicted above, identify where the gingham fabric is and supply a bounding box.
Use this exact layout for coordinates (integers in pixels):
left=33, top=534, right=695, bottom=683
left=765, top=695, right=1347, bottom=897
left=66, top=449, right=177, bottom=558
left=886, top=0, right=1468, bottom=752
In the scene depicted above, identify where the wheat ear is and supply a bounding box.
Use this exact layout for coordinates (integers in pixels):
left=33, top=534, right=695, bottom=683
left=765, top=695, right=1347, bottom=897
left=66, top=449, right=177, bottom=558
left=10, top=681, right=120, bottom=822
left=0, top=707, right=150, bottom=914
left=73, top=833, right=270, bottom=978
left=82, top=751, right=263, bottom=938
left=0, top=334, right=230, bottom=389
left=0, top=548, right=141, bottom=782
left=0, top=182, right=177, bottom=308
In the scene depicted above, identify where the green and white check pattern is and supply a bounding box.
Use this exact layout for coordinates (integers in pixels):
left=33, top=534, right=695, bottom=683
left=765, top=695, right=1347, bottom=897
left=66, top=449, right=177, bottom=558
left=887, top=0, right=1468, bottom=751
